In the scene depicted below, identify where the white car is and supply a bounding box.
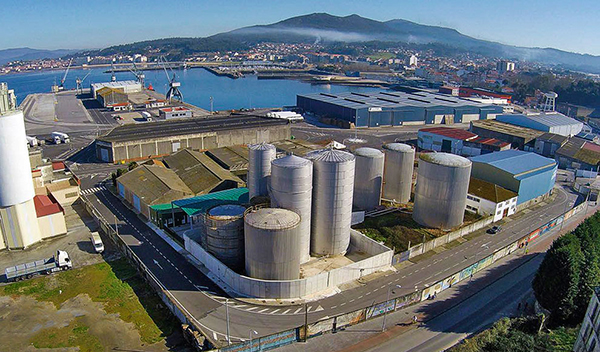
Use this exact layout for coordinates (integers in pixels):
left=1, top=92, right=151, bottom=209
left=90, top=232, right=104, bottom=253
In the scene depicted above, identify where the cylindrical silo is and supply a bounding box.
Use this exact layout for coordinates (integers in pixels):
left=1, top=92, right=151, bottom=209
left=244, top=208, right=301, bottom=280
left=306, top=149, right=355, bottom=256
left=412, top=153, right=472, bottom=230
left=0, top=83, right=41, bottom=249
left=270, top=155, right=313, bottom=263
left=247, top=143, right=276, bottom=199
left=382, top=143, right=415, bottom=204
left=203, top=204, right=246, bottom=271
left=353, top=147, right=384, bottom=211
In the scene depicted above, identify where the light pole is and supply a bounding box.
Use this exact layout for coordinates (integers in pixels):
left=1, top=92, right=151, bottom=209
left=249, top=330, right=258, bottom=352
left=382, top=284, right=402, bottom=332
left=225, top=298, right=231, bottom=345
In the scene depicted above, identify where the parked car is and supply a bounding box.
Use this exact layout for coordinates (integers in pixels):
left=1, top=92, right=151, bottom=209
left=90, top=232, right=104, bottom=253
left=487, top=226, right=502, bottom=234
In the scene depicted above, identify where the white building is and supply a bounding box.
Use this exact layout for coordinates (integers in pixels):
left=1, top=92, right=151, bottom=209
left=574, top=288, right=600, bottom=352
left=496, top=113, right=584, bottom=137
left=159, top=106, right=193, bottom=120
left=90, top=80, right=142, bottom=99
left=465, top=178, right=518, bottom=222
left=409, top=54, right=418, bottom=67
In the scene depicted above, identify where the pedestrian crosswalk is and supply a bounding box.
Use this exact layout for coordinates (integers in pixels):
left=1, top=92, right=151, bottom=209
left=207, top=294, right=324, bottom=315
left=81, top=185, right=106, bottom=195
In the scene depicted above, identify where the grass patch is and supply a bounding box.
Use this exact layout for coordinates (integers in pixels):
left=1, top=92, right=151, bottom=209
left=30, top=317, right=103, bottom=352
left=367, top=52, right=395, bottom=61
left=0, top=258, right=178, bottom=344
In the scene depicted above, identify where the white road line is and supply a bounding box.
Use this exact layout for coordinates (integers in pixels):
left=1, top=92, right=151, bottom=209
left=330, top=305, right=337, bottom=309
left=293, top=308, right=303, bottom=314
left=257, top=308, right=269, bottom=313
left=358, top=295, right=363, bottom=299
left=366, top=292, right=371, bottom=296
left=270, top=309, right=280, bottom=314
left=246, top=307, right=258, bottom=311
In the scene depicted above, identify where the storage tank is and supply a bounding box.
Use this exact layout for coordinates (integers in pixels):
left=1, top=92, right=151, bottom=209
left=244, top=208, right=301, bottom=280
left=306, top=149, right=355, bottom=256
left=353, top=147, right=384, bottom=210
left=270, top=155, right=313, bottom=263
left=412, top=153, right=472, bottom=230
left=203, top=204, right=246, bottom=271
left=382, top=143, right=415, bottom=204
left=247, top=143, right=276, bottom=199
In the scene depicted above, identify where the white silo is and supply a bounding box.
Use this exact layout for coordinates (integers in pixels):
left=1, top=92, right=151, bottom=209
left=270, top=154, right=313, bottom=263
left=244, top=208, right=301, bottom=280
left=306, top=149, right=355, bottom=256
left=382, top=143, right=415, bottom=204
left=412, top=153, right=472, bottom=230
left=353, top=147, right=384, bottom=211
left=247, top=143, right=276, bottom=199
left=0, top=83, right=41, bottom=249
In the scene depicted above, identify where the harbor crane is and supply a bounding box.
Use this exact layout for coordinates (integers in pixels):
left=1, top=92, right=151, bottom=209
left=128, top=62, right=145, bottom=88
left=51, top=58, right=73, bottom=92
left=159, top=56, right=183, bottom=103
left=110, top=62, right=117, bottom=82
left=75, top=71, right=91, bottom=95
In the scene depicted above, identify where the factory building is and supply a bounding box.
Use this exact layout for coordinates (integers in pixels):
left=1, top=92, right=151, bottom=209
left=412, top=153, right=472, bottom=230
left=470, top=150, right=557, bottom=206
left=206, top=145, right=249, bottom=171
left=555, top=137, right=600, bottom=171
left=96, top=87, right=129, bottom=109
left=90, top=80, right=142, bottom=99
left=297, top=89, right=503, bottom=128
left=95, top=115, right=291, bottom=163
left=159, top=107, right=193, bottom=120
left=496, top=113, right=583, bottom=137
left=466, top=178, right=518, bottom=222
left=534, top=133, right=569, bottom=158
left=418, top=127, right=510, bottom=157
left=470, top=120, right=544, bottom=150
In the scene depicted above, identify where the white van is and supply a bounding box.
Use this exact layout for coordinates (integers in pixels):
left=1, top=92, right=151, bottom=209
left=90, top=232, right=104, bottom=253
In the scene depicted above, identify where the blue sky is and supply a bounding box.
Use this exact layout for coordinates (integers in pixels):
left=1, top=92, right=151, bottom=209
left=2, top=0, right=599, bottom=55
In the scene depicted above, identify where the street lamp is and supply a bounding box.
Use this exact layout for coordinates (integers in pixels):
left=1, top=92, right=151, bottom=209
left=249, top=330, right=258, bottom=352
left=382, top=284, right=402, bottom=332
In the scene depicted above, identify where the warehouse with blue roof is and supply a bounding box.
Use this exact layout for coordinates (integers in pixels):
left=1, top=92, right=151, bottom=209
left=495, top=113, right=583, bottom=137
left=297, top=88, right=504, bottom=128
left=469, top=150, right=557, bottom=205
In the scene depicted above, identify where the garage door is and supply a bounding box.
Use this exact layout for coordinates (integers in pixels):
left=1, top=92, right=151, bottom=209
left=133, top=195, right=141, bottom=212
left=118, top=184, right=125, bottom=198
left=100, top=148, right=109, bottom=162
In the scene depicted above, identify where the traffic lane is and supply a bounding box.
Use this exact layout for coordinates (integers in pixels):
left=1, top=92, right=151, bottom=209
left=314, top=188, right=572, bottom=319
left=90, top=191, right=224, bottom=310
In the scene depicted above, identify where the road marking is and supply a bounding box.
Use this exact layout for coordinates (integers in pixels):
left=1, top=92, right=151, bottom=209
left=282, top=309, right=291, bottom=314
left=315, top=305, right=324, bottom=312
left=380, top=285, right=386, bottom=289
left=270, top=309, right=280, bottom=314
left=366, top=292, right=371, bottom=296
left=246, top=307, right=258, bottom=311
left=349, top=299, right=355, bottom=303
left=340, top=302, right=346, bottom=306
left=330, top=305, right=337, bottom=309
left=307, top=306, right=313, bottom=313
left=294, top=308, right=303, bottom=314
left=257, top=308, right=269, bottom=313
left=358, top=295, right=363, bottom=299
left=152, top=259, right=163, bottom=270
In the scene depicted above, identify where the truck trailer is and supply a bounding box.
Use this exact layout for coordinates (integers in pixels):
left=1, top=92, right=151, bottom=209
left=4, top=250, right=72, bottom=281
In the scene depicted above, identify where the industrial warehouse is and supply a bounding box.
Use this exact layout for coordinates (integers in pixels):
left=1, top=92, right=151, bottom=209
left=95, top=114, right=291, bottom=163
left=296, top=89, right=504, bottom=128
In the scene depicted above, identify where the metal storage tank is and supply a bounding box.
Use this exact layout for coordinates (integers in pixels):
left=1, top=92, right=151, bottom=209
left=306, top=149, right=355, bottom=256
left=382, top=143, right=415, bottom=204
left=270, top=155, right=313, bottom=263
left=248, top=143, right=276, bottom=199
left=203, top=204, right=246, bottom=271
left=244, top=208, right=301, bottom=280
left=0, top=83, right=41, bottom=249
left=353, top=147, right=384, bottom=210
left=412, top=153, right=472, bottom=230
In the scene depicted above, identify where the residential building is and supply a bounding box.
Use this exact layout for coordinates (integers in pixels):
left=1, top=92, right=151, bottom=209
left=466, top=178, right=518, bottom=222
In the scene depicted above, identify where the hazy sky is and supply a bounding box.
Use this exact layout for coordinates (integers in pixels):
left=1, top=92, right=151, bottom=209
left=3, top=0, right=599, bottom=55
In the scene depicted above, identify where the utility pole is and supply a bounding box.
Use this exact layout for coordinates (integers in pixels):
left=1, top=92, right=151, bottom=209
left=303, top=302, right=308, bottom=342
left=382, top=285, right=401, bottom=331
left=226, top=299, right=231, bottom=345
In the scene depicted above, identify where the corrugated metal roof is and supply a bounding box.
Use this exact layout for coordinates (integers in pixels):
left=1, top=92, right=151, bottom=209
left=537, top=132, right=568, bottom=145
left=419, top=127, right=478, bottom=141
left=468, top=177, right=517, bottom=203
left=117, top=165, right=193, bottom=205
left=496, top=113, right=583, bottom=128
left=169, top=187, right=250, bottom=216
left=471, top=120, right=543, bottom=141
left=306, top=149, right=355, bottom=163
left=272, top=154, right=312, bottom=168
left=470, top=150, right=556, bottom=176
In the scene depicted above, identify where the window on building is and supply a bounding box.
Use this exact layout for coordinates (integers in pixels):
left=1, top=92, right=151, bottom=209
left=65, top=191, right=78, bottom=198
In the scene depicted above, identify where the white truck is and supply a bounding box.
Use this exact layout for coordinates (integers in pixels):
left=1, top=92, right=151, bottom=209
left=4, top=250, right=72, bottom=282
left=90, top=232, right=104, bottom=253
left=26, top=135, right=39, bottom=148
left=51, top=132, right=70, bottom=144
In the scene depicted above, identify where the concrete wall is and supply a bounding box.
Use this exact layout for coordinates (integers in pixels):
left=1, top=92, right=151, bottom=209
left=184, top=229, right=393, bottom=299
left=38, top=212, right=67, bottom=239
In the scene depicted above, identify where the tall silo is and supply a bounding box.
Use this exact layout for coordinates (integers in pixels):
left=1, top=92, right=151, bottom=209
left=382, top=143, right=415, bottom=204
left=0, top=83, right=41, bottom=249
left=203, top=204, right=246, bottom=271
left=247, top=143, right=276, bottom=199
left=244, top=208, right=301, bottom=280
left=412, top=153, right=472, bottom=230
left=270, top=155, right=313, bottom=263
left=306, top=149, right=355, bottom=256
left=353, top=147, right=384, bottom=211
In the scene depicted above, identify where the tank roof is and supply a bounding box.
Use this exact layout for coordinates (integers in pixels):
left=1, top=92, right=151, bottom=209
left=419, top=152, right=471, bottom=167
left=306, top=149, right=355, bottom=163
left=208, top=204, right=246, bottom=218
left=245, top=208, right=300, bottom=230
left=383, top=143, right=413, bottom=153
left=248, top=142, right=276, bottom=151
left=272, top=154, right=312, bottom=168
left=354, top=147, right=384, bottom=158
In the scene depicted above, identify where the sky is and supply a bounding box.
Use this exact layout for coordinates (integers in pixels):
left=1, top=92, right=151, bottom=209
left=2, top=0, right=599, bottom=55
